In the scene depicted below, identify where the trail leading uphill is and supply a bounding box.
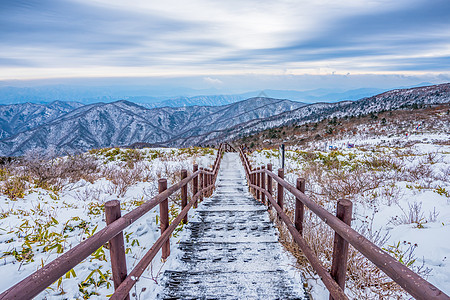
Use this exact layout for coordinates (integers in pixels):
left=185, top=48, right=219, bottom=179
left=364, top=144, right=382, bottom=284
left=158, top=153, right=308, bottom=299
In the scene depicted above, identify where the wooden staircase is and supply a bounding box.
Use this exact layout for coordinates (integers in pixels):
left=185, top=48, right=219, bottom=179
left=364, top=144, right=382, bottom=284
left=158, top=153, right=308, bottom=299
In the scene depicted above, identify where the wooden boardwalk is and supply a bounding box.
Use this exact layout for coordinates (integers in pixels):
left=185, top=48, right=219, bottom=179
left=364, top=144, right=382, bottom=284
left=158, top=153, right=308, bottom=299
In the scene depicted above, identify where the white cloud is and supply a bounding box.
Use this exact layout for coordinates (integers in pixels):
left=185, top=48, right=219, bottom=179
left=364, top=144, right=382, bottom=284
left=203, top=77, right=223, bottom=86
left=1, top=0, right=448, bottom=80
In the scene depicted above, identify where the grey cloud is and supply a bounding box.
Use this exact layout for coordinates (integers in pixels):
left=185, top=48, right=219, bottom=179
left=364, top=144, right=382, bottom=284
left=0, top=0, right=205, bottom=52
left=208, top=0, right=450, bottom=71
left=0, top=0, right=449, bottom=74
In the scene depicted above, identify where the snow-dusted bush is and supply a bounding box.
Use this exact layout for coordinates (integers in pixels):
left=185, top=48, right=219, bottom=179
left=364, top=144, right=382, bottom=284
left=247, top=138, right=450, bottom=299
left=0, top=146, right=216, bottom=299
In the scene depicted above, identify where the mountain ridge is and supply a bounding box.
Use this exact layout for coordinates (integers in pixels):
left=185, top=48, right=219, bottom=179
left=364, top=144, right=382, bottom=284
left=163, top=83, right=450, bottom=146
left=0, top=83, right=448, bottom=156
left=0, top=97, right=304, bottom=156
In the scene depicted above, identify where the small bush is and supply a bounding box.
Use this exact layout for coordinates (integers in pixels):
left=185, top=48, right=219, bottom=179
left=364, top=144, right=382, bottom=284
left=1, top=176, right=27, bottom=200
left=390, top=202, right=425, bottom=228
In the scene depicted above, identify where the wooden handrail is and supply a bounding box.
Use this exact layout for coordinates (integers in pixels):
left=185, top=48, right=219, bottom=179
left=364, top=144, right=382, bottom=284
left=0, top=144, right=228, bottom=300
left=109, top=188, right=208, bottom=300
left=238, top=147, right=449, bottom=300
left=251, top=183, right=348, bottom=300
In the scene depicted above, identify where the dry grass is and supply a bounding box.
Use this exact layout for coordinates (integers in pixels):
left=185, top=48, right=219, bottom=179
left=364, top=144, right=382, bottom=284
left=256, top=146, right=442, bottom=299
left=234, top=104, right=450, bottom=151
left=273, top=204, right=414, bottom=299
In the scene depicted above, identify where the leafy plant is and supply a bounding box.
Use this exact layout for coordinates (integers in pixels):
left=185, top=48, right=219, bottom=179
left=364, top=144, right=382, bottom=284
left=434, top=186, right=449, bottom=197
left=55, top=268, right=77, bottom=295
left=78, top=268, right=112, bottom=298
left=90, top=245, right=107, bottom=262
left=382, top=241, right=416, bottom=267
left=1, top=176, right=27, bottom=200
left=86, top=202, right=104, bottom=216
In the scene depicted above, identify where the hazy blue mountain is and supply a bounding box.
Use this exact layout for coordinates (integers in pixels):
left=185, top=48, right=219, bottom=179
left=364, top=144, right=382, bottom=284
left=0, top=84, right=393, bottom=107
left=140, top=95, right=247, bottom=108
left=0, top=85, right=208, bottom=104
left=135, top=88, right=387, bottom=108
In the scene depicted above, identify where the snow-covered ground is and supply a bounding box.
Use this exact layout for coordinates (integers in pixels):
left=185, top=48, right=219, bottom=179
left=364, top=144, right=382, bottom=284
left=1, top=131, right=449, bottom=299
left=0, top=147, right=216, bottom=299
left=247, top=132, right=450, bottom=299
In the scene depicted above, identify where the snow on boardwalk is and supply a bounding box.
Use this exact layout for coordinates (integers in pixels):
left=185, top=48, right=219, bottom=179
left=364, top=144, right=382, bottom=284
left=158, top=153, right=308, bottom=300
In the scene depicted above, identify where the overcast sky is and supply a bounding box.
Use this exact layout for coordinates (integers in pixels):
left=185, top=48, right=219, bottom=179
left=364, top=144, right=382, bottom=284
left=0, top=0, right=449, bottom=92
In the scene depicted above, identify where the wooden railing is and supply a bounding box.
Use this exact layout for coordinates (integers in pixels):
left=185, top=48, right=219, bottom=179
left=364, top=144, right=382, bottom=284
left=238, top=146, right=449, bottom=300
left=0, top=143, right=228, bottom=300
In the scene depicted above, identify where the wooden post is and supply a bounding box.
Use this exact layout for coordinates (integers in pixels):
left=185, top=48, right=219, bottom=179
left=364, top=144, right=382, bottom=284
left=210, top=171, right=213, bottom=195
left=206, top=171, right=210, bottom=196
left=105, top=200, right=130, bottom=300
left=203, top=168, right=207, bottom=198
left=158, top=179, right=170, bottom=260
left=261, top=166, right=266, bottom=204
left=295, top=178, right=306, bottom=235
left=193, top=164, right=198, bottom=208
left=252, top=170, right=256, bottom=197
left=208, top=171, right=212, bottom=196
left=199, top=167, right=204, bottom=202
left=267, top=163, right=272, bottom=210
left=206, top=169, right=209, bottom=195
left=277, top=168, right=284, bottom=220
left=206, top=170, right=210, bottom=197
left=250, top=167, right=254, bottom=194
left=181, top=169, right=188, bottom=224
left=256, top=167, right=261, bottom=200
left=330, top=199, right=353, bottom=300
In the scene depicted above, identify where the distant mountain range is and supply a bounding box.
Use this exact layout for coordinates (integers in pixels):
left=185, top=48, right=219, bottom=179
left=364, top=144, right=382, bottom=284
left=0, top=84, right=396, bottom=107
left=0, top=82, right=434, bottom=107
left=0, top=98, right=304, bottom=156
left=136, top=88, right=389, bottom=109
left=193, top=83, right=450, bottom=145
left=0, top=83, right=448, bottom=156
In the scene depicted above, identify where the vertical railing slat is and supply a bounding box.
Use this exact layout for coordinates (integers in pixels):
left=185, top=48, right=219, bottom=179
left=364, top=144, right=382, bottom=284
left=105, top=200, right=130, bottom=300
left=158, top=179, right=170, bottom=260
left=267, top=163, right=272, bottom=211
left=261, top=166, right=266, bottom=205
left=199, top=167, right=204, bottom=202
left=330, top=199, right=353, bottom=300
left=193, top=164, right=198, bottom=208
left=277, top=168, right=284, bottom=220
left=181, top=169, right=188, bottom=224
left=295, top=178, right=306, bottom=235
left=256, top=167, right=261, bottom=200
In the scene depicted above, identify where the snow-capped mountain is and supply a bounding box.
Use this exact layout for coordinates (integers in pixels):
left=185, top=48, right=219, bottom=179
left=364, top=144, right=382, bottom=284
left=0, top=83, right=448, bottom=156
left=170, top=83, right=450, bottom=145
left=0, top=101, right=83, bottom=139
left=0, top=98, right=304, bottom=156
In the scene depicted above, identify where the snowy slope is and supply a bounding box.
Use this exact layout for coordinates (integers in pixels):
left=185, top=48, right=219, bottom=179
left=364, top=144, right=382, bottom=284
left=200, top=83, right=450, bottom=144
left=0, top=147, right=217, bottom=299
left=247, top=131, right=450, bottom=299
left=0, top=101, right=83, bottom=139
